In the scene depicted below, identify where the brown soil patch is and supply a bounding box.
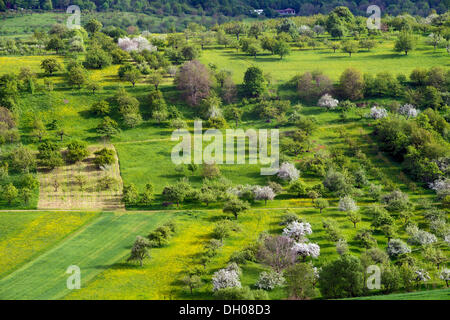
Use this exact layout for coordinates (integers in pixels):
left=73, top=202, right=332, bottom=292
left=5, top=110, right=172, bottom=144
left=37, top=144, right=125, bottom=210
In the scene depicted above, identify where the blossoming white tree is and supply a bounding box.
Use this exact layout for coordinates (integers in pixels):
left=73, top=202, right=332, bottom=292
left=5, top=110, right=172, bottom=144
left=277, top=162, right=300, bottom=181
left=387, top=238, right=411, bottom=257
left=439, top=269, right=450, bottom=287
left=282, top=221, right=312, bottom=242
left=118, top=36, right=157, bottom=52
left=338, top=196, right=358, bottom=212
left=398, top=104, right=419, bottom=118
left=212, top=268, right=241, bottom=291
left=256, top=271, right=285, bottom=290
left=369, top=106, right=388, bottom=119
left=428, top=178, right=450, bottom=199
left=254, top=186, right=276, bottom=205
left=292, top=242, right=320, bottom=260
left=318, top=94, right=339, bottom=110
left=406, top=225, right=437, bottom=246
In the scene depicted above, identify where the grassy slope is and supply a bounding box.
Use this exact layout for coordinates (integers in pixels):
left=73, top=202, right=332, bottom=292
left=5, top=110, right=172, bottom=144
left=0, top=211, right=172, bottom=299
left=200, top=40, right=450, bottom=83
left=66, top=209, right=283, bottom=300
left=66, top=207, right=447, bottom=300
left=0, top=211, right=98, bottom=277
left=348, top=288, right=450, bottom=300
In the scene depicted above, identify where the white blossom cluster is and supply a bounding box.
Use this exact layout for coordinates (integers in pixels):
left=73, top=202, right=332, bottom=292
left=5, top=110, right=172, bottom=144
left=439, top=269, right=450, bottom=281
left=212, top=268, right=241, bottom=291
left=282, top=221, right=312, bottom=241
left=424, top=13, right=439, bottom=24
left=414, top=269, right=431, bottom=282
left=312, top=265, right=321, bottom=281
left=118, top=36, right=157, bottom=52
left=277, top=162, right=300, bottom=181
left=207, top=105, right=223, bottom=118
left=292, top=242, right=320, bottom=259
left=428, top=178, right=450, bottom=197
left=387, top=238, right=411, bottom=257
left=406, top=225, right=437, bottom=246
left=298, top=25, right=315, bottom=37
left=318, top=94, right=339, bottom=110
left=255, top=271, right=285, bottom=290
left=227, top=184, right=256, bottom=198
left=369, top=106, right=388, bottom=119
left=338, top=196, right=358, bottom=212
left=398, top=104, right=419, bottom=118
left=254, top=186, right=276, bottom=202
left=445, top=235, right=450, bottom=246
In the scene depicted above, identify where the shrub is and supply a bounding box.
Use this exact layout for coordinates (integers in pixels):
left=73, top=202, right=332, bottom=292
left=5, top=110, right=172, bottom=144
left=213, top=286, right=254, bottom=300
left=387, top=239, right=411, bottom=257
left=66, top=140, right=89, bottom=163
left=212, top=268, right=241, bottom=291
left=256, top=271, right=285, bottom=290
left=93, top=148, right=115, bottom=168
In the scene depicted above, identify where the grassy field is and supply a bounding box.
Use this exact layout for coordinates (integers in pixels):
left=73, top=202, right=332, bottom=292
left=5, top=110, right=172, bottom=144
left=0, top=211, right=98, bottom=277
left=348, top=288, right=450, bottom=300
left=66, top=209, right=283, bottom=299
left=0, top=19, right=448, bottom=300
left=0, top=211, right=173, bottom=299
left=200, top=40, right=450, bottom=83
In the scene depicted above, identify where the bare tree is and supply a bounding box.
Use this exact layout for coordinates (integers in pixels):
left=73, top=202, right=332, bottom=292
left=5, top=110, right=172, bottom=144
left=257, top=235, right=297, bottom=273
left=175, top=60, right=212, bottom=106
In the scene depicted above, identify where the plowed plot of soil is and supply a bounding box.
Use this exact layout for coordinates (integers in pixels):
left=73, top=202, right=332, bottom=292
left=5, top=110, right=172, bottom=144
left=37, top=145, right=124, bottom=210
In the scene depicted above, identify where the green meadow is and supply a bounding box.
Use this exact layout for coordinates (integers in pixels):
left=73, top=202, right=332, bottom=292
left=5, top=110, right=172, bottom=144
left=0, top=211, right=173, bottom=299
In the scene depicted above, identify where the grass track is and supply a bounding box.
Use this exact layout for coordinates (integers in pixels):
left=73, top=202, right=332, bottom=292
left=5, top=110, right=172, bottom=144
left=0, top=211, right=173, bottom=300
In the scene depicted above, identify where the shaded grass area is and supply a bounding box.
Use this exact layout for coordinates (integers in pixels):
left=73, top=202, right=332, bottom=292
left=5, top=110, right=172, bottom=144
left=0, top=211, right=173, bottom=299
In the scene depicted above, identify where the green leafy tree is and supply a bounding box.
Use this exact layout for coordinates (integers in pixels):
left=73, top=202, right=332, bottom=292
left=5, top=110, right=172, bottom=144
left=284, top=263, right=317, bottom=300
left=123, top=183, right=139, bottom=205
left=93, top=148, right=115, bottom=167
left=3, top=183, right=18, bottom=205
left=46, top=37, right=64, bottom=53
left=67, top=66, right=87, bottom=89
left=314, top=198, right=329, bottom=213
left=341, top=40, right=359, bottom=57
left=90, top=100, right=110, bottom=116
left=243, top=66, right=265, bottom=97
left=394, top=31, right=416, bottom=55
left=223, top=196, right=250, bottom=220
left=40, top=58, right=61, bottom=75
left=37, top=141, right=63, bottom=169
left=66, top=140, right=89, bottom=163
left=97, top=116, right=120, bottom=138
left=162, top=178, right=191, bottom=207
left=182, top=274, right=202, bottom=295
left=127, top=236, right=151, bottom=267
left=273, top=40, right=291, bottom=59
left=20, top=187, right=32, bottom=205
left=84, top=18, right=102, bottom=34
left=319, top=254, right=364, bottom=298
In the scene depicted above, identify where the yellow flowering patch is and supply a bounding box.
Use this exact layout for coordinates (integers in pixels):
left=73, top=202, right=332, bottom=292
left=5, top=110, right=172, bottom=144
left=66, top=210, right=281, bottom=300
left=0, top=211, right=98, bottom=276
